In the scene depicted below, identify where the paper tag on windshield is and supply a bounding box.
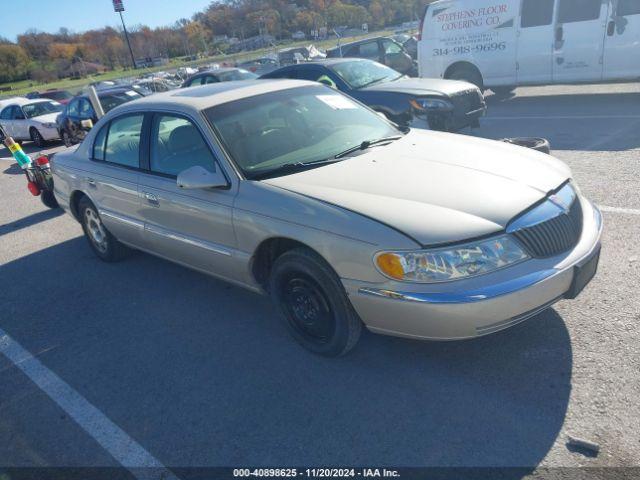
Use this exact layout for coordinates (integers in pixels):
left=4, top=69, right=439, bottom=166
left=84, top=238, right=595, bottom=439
left=125, top=91, right=137, bottom=97
left=317, top=95, right=357, bottom=110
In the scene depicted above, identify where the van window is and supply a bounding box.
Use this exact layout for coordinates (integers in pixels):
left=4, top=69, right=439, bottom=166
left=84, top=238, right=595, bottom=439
left=558, top=0, right=602, bottom=23
left=521, top=0, right=555, bottom=27
left=618, top=0, right=640, bottom=16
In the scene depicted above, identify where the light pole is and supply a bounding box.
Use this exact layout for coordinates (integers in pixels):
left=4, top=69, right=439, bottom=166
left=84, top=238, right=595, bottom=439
left=113, top=0, right=136, bottom=69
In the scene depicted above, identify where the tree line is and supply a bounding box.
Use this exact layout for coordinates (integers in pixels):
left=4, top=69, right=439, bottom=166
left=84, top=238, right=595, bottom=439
left=0, top=0, right=428, bottom=85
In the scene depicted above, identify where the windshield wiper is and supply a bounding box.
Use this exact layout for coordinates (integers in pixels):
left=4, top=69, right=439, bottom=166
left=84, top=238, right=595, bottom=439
left=358, top=77, right=390, bottom=88
left=251, top=158, right=342, bottom=180
left=333, top=136, right=403, bottom=159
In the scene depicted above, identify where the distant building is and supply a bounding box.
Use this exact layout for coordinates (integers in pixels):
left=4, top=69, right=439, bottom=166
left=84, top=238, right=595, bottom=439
left=134, top=56, right=170, bottom=69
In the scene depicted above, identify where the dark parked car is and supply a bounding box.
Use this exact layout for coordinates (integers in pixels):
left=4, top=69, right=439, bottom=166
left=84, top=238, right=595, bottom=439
left=326, top=37, right=416, bottom=76
left=181, top=68, right=257, bottom=87
left=391, top=34, right=418, bottom=60
left=237, top=57, right=279, bottom=76
left=25, top=89, right=74, bottom=105
left=56, top=87, right=143, bottom=146
left=261, top=58, right=486, bottom=131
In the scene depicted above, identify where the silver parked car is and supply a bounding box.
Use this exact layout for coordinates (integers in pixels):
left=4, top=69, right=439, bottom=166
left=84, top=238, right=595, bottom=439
left=51, top=80, right=603, bottom=356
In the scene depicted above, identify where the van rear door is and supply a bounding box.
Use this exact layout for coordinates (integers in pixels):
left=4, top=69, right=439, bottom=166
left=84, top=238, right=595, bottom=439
left=517, top=0, right=555, bottom=84
left=603, top=0, right=640, bottom=81
left=553, top=0, right=609, bottom=83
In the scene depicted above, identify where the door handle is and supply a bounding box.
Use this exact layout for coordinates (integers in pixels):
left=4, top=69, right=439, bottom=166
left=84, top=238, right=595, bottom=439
left=607, top=20, right=616, bottom=36
left=144, top=192, right=159, bottom=206
left=555, top=26, right=564, bottom=42
left=86, top=177, right=96, bottom=187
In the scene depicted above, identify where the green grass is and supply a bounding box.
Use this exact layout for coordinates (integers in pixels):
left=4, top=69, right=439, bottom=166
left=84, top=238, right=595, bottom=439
left=0, top=30, right=395, bottom=97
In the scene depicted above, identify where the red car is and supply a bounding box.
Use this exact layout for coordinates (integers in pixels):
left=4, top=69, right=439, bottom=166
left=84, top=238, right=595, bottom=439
left=27, top=89, right=74, bottom=105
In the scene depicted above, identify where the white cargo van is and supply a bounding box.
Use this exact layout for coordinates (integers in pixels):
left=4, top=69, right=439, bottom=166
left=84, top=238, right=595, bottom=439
left=417, top=0, right=640, bottom=93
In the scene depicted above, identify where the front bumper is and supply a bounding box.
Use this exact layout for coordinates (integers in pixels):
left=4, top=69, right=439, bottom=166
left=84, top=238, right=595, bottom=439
left=342, top=198, right=603, bottom=341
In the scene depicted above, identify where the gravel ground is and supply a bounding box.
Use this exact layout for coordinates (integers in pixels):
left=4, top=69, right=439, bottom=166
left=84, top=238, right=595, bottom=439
left=0, top=82, right=638, bottom=477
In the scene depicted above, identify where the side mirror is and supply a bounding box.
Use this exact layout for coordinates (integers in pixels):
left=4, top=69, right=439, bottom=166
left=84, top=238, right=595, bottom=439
left=177, top=165, right=227, bottom=190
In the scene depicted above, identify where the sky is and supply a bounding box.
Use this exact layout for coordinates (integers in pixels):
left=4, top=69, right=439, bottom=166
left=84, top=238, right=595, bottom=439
left=2, top=0, right=214, bottom=41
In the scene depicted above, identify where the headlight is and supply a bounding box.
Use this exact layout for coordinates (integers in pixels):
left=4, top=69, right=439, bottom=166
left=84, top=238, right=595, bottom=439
left=410, top=98, right=454, bottom=111
left=375, top=235, right=529, bottom=283
left=43, top=122, right=57, bottom=129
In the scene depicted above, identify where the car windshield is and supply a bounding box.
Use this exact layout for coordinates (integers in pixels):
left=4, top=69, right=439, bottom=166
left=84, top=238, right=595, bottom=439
left=42, top=91, right=72, bottom=101
left=22, top=101, right=63, bottom=118
left=330, top=60, right=403, bottom=89
left=217, top=69, right=258, bottom=81
left=205, top=85, right=399, bottom=179
left=99, top=90, right=143, bottom=112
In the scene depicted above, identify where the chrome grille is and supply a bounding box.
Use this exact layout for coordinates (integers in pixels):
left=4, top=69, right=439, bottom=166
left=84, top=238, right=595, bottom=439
left=508, top=184, right=583, bottom=258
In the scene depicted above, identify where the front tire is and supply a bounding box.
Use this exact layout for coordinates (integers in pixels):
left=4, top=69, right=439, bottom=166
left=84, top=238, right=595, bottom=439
left=30, top=128, right=45, bottom=148
left=62, top=130, right=73, bottom=147
left=269, top=248, right=362, bottom=357
left=78, top=197, right=129, bottom=262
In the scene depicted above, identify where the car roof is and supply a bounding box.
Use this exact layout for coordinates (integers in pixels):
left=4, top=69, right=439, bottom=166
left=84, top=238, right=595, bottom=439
left=72, top=86, right=140, bottom=101
left=327, top=37, right=386, bottom=50
left=193, top=67, right=244, bottom=76
left=278, top=58, right=371, bottom=68
left=114, top=79, right=312, bottom=112
left=4, top=97, right=55, bottom=107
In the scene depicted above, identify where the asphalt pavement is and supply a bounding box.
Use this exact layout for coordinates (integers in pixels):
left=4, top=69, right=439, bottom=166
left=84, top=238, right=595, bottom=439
left=0, top=82, right=639, bottom=478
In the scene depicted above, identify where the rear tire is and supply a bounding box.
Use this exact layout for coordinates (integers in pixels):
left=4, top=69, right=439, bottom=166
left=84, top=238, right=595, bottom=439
left=447, top=64, right=484, bottom=90
left=30, top=128, right=45, bottom=148
left=40, top=190, right=59, bottom=209
left=78, top=197, right=130, bottom=262
left=62, top=130, right=73, bottom=147
left=269, top=248, right=362, bottom=357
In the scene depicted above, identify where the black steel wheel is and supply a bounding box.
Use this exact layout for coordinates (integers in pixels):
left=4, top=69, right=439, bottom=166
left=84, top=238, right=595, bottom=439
left=62, top=130, right=73, bottom=147
left=269, top=248, right=362, bottom=357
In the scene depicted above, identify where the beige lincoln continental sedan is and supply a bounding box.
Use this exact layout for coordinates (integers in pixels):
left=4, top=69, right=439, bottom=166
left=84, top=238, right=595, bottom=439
left=51, top=80, right=603, bottom=356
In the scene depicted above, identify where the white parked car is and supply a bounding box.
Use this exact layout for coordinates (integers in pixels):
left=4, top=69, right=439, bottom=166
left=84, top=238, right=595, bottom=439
left=417, top=0, right=640, bottom=94
left=0, top=98, right=63, bottom=146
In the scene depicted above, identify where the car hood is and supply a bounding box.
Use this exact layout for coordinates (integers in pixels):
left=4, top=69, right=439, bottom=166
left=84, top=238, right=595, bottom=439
left=361, top=77, right=477, bottom=97
left=32, top=112, right=60, bottom=124
left=263, top=130, right=571, bottom=246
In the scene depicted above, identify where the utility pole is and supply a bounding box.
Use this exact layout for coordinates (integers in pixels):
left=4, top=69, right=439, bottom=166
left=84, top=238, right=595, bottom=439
left=113, top=0, right=136, bottom=69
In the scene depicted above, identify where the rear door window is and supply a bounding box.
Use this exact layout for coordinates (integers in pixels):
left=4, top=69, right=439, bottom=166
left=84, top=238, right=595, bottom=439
left=521, top=0, right=555, bottom=27
left=79, top=99, right=95, bottom=119
left=358, top=41, right=381, bottom=60
left=0, top=107, right=12, bottom=120
left=67, top=99, right=80, bottom=117
left=104, top=114, right=144, bottom=168
left=558, top=0, right=602, bottom=23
